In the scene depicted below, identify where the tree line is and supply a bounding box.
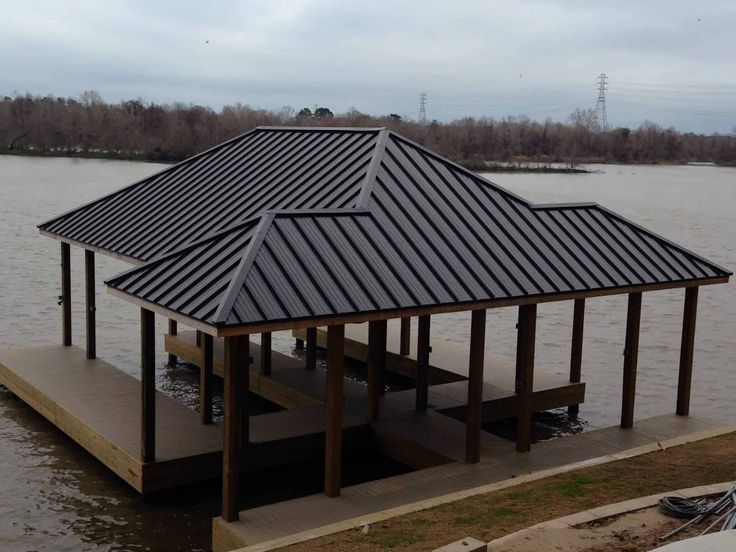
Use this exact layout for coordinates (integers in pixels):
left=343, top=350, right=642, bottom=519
left=1, top=91, right=734, bottom=167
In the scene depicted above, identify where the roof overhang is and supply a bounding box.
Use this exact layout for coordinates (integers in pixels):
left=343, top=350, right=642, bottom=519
left=108, top=274, right=729, bottom=338
left=39, top=229, right=145, bottom=266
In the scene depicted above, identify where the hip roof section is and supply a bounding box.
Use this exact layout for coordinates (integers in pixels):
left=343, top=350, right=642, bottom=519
left=105, top=130, right=731, bottom=330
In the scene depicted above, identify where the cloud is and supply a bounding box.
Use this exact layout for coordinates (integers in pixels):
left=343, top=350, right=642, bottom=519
left=0, top=0, right=734, bottom=132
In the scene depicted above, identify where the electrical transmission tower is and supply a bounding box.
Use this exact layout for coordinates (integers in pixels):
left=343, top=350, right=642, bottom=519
left=595, top=73, right=608, bottom=130
left=418, top=92, right=427, bottom=124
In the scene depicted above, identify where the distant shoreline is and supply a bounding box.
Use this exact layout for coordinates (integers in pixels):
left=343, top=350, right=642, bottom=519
left=1, top=148, right=733, bottom=173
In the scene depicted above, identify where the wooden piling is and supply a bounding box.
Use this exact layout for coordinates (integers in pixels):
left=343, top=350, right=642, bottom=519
left=516, top=304, right=537, bottom=452
left=324, top=325, right=344, bottom=497
left=85, top=249, right=96, bottom=359
left=167, top=319, right=178, bottom=367
left=223, top=334, right=248, bottom=522
left=621, top=292, right=642, bottom=429
left=61, top=242, right=72, bottom=346
left=400, top=317, right=411, bottom=355
left=415, top=315, right=431, bottom=412
left=465, top=309, right=486, bottom=463
left=141, top=308, right=156, bottom=462
left=201, top=334, right=214, bottom=424
left=306, top=327, right=317, bottom=370
left=677, top=287, right=698, bottom=416
left=261, top=332, right=272, bottom=376
left=568, top=298, right=585, bottom=415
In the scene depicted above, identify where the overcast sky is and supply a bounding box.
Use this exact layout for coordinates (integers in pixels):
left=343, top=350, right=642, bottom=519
left=1, top=1, right=735, bottom=133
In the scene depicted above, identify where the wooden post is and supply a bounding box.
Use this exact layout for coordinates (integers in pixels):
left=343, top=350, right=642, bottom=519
left=367, top=320, right=387, bottom=421
left=325, top=325, right=344, bottom=497
left=465, top=309, right=486, bottom=463
left=167, top=319, right=178, bottom=367
left=196, top=330, right=202, bottom=347
left=415, top=315, right=431, bottom=412
left=260, top=332, right=272, bottom=376
left=400, top=317, right=411, bottom=355
left=621, top=292, right=642, bottom=429
left=306, top=327, right=317, bottom=370
left=241, top=344, right=251, bottom=448
left=61, top=242, right=72, bottom=346
left=677, top=287, right=698, bottom=416
left=141, top=308, right=156, bottom=462
left=516, top=304, right=537, bottom=452
left=200, top=334, right=214, bottom=424
left=84, top=249, right=96, bottom=359
left=223, top=335, right=248, bottom=522
left=295, top=338, right=304, bottom=350
left=568, top=298, right=585, bottom=415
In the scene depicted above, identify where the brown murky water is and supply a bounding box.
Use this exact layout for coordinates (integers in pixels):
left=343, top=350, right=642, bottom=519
left=0, top=156, right=734, bottom=550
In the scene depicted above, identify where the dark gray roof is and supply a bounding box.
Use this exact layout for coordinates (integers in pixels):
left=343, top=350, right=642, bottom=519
left=39, top=127, right=382, bottom=262
left=105, top=128, right=730, bottom=328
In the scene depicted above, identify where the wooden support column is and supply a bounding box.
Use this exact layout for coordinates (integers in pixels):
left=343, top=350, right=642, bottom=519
left=568, top=298, right=585, bottom=415
left=223, top=334, right=248, bottom=522
left=167, top=319, right=178, bottom=367
left=400, top=317, right=411, bottom=355
left=306, top=327, right=317, bottom=370
left=196, top=330, right=202, bottom=347
left=415, top=315, right=431, bottom=412
left=621, top=292, right=642, bottom=429
left=84, top=249, right=96, bottom=359
left=465, top=309, right=486, bottom=463
left=61, top=242, right=72, bottom=346
left=200, top=334, right=214, bottom=424
left=367, top=320, right=387, bottom=421
left=677, top=287, right=698, bottom=416
left=516, top=304, right=537, bottom=453
left=140, top=308, right=156, bottom=463
left=325, top=325, right=344, bottom=498
left=295, top=338, right=304, bottom=349
left=261, top=332, right=272, bottom=376
left=241, top=344, right=251, bottom=448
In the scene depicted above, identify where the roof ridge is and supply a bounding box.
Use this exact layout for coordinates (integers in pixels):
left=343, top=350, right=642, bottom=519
left=387, top=131, right=532, bottom=206
left=38, top=127, right=263, bottom=230
left=256, top=126, right=386, bottom=132
left=104, top=217, right=260, bottom=286
left=355, top=128, right=390, bottom=207
left=212, top=212, right=276, bottom=324
left=594, top=205, right=732, bottom=275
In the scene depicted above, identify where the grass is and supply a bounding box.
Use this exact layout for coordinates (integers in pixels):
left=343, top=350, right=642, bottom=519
left=284, top=431, right=736, bottom=551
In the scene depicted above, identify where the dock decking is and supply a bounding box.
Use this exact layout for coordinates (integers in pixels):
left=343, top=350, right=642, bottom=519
left=213, top=414, right=729, bottom=551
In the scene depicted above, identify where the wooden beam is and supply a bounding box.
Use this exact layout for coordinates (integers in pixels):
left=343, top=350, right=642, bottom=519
left=415, top=315, right=431, bottom=412
left=260, top=332, right=272, bottom=376
left=400, top=317, right=411, bottom=355
left=140, top=308, right=156, bottom=462
left=324, top=324, right=344, bottom=497
left=568, top=298, right=585, bottom=415
left=306, top=327, right=317, bottom=370
left=367, top=320, right=387, bottom=421
left=200, top=334, right=214, bottom=425
left=465, top=309, right=486, bottom=463
left=85, top=249, right=96, bottom=359
left=516, top=304, right=537, bottom=452
left=223, top=334, right=248, bottom=522
left=677, top=287, right=699, bottom=416
left=61, top=242, right=72, bottom=346
left=167, top=319, right=178, bottom=367
left=621, top=292, right=642, bottom=429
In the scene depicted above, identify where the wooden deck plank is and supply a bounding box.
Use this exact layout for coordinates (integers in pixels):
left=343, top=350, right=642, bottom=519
left=214, top=414, right=728, bottom=550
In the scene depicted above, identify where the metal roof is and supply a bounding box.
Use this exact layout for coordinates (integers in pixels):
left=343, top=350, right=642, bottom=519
left=105, top=129, right=731, bottom=330
left=39, top=127, right=382, bottom=262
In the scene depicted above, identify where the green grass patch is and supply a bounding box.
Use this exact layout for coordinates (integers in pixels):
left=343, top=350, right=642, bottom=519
left=367, top=530, right=426, bottom=548
left=453, top=515, right=480, bottom=526
left=550, top=474, right=596, bottom=498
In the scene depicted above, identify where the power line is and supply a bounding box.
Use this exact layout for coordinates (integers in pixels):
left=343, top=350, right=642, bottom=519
left=418, top=92, right=427, bottom=124
left=595, top=73, right=608, bottom=130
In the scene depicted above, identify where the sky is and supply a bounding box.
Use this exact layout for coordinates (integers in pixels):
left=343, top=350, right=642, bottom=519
left=1, top=1, right=735, bottom=133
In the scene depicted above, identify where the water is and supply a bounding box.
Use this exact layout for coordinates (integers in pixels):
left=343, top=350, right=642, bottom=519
left=0, top=156, right=734, bottom=550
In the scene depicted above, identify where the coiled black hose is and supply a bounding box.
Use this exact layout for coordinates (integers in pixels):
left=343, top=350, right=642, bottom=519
left=658, top=496, right=709, bottom=519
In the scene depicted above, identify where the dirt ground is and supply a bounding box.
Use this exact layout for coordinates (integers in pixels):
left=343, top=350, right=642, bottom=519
left=282, top=432, right=736, bottom=551
left=489, top=505, right=708, bottom=551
